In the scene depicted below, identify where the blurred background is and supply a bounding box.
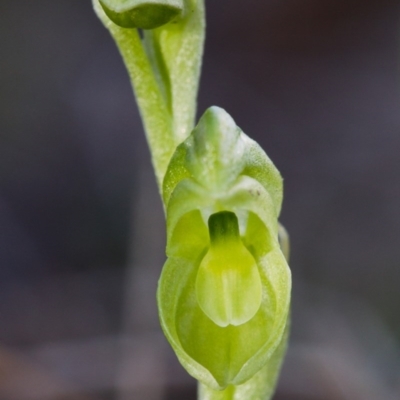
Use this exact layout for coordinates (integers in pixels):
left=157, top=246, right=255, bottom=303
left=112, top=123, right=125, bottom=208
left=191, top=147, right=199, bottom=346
left=1, top=0, right=400, bottom=399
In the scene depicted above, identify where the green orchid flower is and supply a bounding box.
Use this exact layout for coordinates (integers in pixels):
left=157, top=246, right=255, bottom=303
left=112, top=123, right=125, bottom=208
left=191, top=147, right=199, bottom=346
left=159, top=106, right=291, bottom=391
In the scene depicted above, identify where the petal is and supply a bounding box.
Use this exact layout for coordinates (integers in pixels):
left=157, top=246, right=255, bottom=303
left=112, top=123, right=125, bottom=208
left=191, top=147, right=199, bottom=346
left=195, top=211, right=262, bottom=327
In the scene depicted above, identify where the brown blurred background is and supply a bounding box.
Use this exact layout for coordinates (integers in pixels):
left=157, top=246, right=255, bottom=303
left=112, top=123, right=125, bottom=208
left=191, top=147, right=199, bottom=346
left=1, top=0, right=400, bottom=399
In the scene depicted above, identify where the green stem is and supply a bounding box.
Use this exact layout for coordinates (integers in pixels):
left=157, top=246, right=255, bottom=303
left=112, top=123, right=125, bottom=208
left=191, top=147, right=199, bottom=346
left=93, top=0, right=174, bottom=186
left=92, top=0, right=204, bottom=189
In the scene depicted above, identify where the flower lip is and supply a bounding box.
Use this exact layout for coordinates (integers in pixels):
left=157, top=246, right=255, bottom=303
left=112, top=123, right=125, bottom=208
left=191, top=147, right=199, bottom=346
left=195, top=211, right=262, bottom=327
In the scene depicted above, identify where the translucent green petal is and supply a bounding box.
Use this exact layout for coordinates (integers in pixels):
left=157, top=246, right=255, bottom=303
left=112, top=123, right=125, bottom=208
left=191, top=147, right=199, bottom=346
left=163, top=106, right=282, bottom=212
left=195, top=212, right=262, bottom=327
left=196, top=244, right=262, bottom=327
left=198, top=318, right=290, bottom=399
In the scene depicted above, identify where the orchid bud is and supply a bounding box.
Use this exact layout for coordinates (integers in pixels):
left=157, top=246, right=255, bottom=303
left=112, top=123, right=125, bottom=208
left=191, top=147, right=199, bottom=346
left=99, top=0, right=185, bottom=29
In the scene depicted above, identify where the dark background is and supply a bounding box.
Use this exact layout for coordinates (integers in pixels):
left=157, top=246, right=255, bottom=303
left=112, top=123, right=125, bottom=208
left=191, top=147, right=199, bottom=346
left=0, top=0, right=400, bottom=399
